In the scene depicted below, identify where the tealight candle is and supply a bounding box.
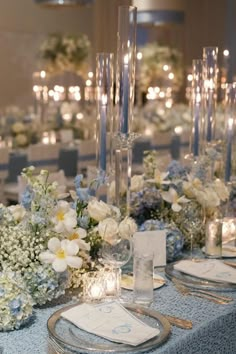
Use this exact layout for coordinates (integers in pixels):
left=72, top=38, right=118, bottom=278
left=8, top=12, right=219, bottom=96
left=103, top=268, right=121, bottom=297
left=82, top=272, right=106, bottom=302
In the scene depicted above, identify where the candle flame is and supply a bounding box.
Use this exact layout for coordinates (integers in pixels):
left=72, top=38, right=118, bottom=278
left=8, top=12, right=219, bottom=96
left=228, top=117, right=234, bottom=130
left=124, top=54, right=129, bottom=65
left=101, top=94, right=107, bottom=105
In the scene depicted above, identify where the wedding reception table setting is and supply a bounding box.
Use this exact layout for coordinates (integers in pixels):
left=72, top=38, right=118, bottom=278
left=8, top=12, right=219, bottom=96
left=1, top=2, right=236, bottom=354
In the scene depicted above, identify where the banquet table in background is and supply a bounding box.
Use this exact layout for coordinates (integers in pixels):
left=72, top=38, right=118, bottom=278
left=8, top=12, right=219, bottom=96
left=1, top=274, right=236, bottom=354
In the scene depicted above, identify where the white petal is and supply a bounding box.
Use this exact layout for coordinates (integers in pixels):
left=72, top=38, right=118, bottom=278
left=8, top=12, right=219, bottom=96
left=77, top=228, right=87, bottom=239
left=172, top=203, right=182, bottom=212
left=66, top=240, right=79, bottom=256
left=178, top=196, right=190, bottom=204
left=78, top=239, right=90, bottom=251
left=162, top=191, right=173, bottom=204
left=54, top=223, right=64, bottom=234
left=61, top=239, right=70, bottom=251
left=48, top=238, right=61, bottom=253
left=170, top=188, right=178, bottom=199
left=39, top=251, right=55, bottom=263
left=66, top=256, right=83, bottom=269
left=53, top=259, right=67, bottom=272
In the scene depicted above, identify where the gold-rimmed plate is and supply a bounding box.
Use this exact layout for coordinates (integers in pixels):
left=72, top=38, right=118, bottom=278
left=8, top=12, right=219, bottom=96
left=121, top=274, right=166, bottom=291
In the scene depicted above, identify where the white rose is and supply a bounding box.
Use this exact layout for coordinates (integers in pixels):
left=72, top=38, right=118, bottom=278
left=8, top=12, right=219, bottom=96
left=108, top=180, right=126, bottom=200
left=98, top=218, right=119, bottom=242
left=119, top=217, right=137, bottom=238
left=213, top=179, right=229, bottom=202
left=8, top=205, right=26, bottom=222
left=196, top=188, right=220, bottom=209
left=87, top=199, right=111, bottom=222
left=130, top=175, right=144, bottom=192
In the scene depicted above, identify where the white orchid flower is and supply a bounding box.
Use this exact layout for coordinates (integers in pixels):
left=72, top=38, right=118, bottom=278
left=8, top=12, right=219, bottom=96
left=147, top=169, right=170, bottom=185
left=52, top=200, right=77, bottom=234
left=39, top=237, right=83, bottom=272
left=67, top=227, right=90, bottom=251
left=162, top=187, right=190, bottom=212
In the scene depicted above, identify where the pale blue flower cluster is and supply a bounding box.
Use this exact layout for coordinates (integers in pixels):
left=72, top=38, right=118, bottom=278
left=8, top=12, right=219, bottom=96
left=0, top=272, right=33, bottom=331
left=23, top=264, right=67, bottom=306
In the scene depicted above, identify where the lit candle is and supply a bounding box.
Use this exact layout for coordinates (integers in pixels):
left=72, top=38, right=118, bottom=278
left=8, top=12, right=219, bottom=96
left=99, top=94, right=107, bottom=171
left=225, top=117, right=233, bottom=182
left=104, top=268, right=120, bottom=297
left=82, top=271, right=106, bottom=302
left=90, top=284, right=103, bottom=299
left=121, top=54, right=129, bottom=134
left=193, top=92, right=201, bottom=156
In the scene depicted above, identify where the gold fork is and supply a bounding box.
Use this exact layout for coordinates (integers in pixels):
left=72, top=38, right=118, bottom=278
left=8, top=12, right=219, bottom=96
left=174, top=282, right=233, bottom=304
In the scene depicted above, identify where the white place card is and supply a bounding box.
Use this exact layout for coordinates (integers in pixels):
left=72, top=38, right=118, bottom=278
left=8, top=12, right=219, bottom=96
left=174, top=259, right=236, bottom=284
left=61, top=301, right=160, bottom=346
left=133, top=230, right=166, bottom=267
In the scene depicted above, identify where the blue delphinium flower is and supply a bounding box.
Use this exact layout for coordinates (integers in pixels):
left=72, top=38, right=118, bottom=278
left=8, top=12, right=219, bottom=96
left=78, top=215, right=90, bottom=229
left=74, top=175, right=90, bottom=202
left=166, top=160, right=188, bottom=180
left=10, top=298, right=22, bottom=315
left=21, top=186, right=33, bottom=210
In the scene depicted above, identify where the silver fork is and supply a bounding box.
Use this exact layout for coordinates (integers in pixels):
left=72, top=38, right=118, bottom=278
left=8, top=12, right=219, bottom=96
left=174, top=282, right=233, bottom=304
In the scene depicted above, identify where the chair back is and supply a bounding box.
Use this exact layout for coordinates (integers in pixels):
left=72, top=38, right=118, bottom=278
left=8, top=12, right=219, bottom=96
left=77, top=140, right=96, bottom=175
left=28, top=143, right=60, bottom=173
left=0, top=147, right=9, bottom=179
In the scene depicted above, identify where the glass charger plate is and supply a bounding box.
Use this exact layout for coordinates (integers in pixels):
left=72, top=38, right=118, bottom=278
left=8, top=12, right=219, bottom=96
left=202, top=246, right=236, bottom=258
left=165, top=262, right=236, bottom=291
left=47, top=302, right=171, bottom=353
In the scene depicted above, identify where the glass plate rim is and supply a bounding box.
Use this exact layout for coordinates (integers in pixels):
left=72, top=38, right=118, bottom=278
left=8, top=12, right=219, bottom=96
left=47, top=302, right=171, bottom=353
left=165, top=261, right=236, bottom=291
left=121, top=274, right=165, bottom=291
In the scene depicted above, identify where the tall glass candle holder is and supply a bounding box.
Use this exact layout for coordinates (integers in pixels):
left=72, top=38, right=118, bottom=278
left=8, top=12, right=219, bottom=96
left=114, top=5, right=138, bottom=214
left=115, top=6, right=136, bottom=135
left=96, top=53, right=114, bottom=175
left=190, top=59, right=204, bottom=158
left=224, top=83, right=236, bottom=182
left=202, top=47, right=218, bottom=145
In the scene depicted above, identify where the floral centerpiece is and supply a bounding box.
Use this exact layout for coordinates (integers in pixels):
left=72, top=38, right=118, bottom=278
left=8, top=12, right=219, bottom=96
left=0, top=167, right=136, bottom=331
left=39, top=33, right=91, bottom=76
left=139, top=42, right=184, bottom=92
left=109, top=151, right=229, bottom=261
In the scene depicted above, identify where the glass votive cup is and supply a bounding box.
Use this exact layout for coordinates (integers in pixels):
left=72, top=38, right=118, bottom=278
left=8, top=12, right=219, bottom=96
left=133, top=251, right=154, bottom=307
left=82, top=271, right=106, bottom=303
left=103, top=267, right=121, bottom=299
left=205, top=219, right=222, bottom=258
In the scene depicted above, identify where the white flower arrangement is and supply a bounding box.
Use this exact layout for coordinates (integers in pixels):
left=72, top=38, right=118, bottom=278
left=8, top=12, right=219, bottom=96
left=0, top=168, right=137, bottom=330
left=129, top=151, right=230, bottom=249
left=39, top=33, right=90, bottom=76
left=139, top=42, right=184, bottom=92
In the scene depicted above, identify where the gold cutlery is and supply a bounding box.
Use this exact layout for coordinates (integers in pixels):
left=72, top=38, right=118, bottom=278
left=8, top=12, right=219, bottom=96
left=160, top=313, right=193, bottom=330
left=224, top=261, right=236, bottom=268
left=174, top=282, right=233, bottom=304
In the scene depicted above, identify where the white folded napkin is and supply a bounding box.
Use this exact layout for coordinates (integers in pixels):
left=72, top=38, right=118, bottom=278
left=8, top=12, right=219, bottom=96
left=174, top=259, right=236, bottom=284
left=61, top=301, right=160, bottom=346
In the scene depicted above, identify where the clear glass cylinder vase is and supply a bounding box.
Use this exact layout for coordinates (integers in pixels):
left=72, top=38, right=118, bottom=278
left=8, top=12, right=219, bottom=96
left=96, top=53, right=114, bottom=175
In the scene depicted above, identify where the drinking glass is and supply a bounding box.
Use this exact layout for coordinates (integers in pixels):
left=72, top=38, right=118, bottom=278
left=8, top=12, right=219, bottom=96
left=133, top=252, right=154, bottom=306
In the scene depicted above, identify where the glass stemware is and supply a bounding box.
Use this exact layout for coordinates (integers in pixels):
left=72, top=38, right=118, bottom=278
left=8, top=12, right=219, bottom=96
left=98, top=229, right=133, bottom=300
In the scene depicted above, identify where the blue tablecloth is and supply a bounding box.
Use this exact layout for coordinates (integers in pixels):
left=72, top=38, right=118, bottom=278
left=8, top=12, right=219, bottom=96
left=1, top=273, right=236, bottom=354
